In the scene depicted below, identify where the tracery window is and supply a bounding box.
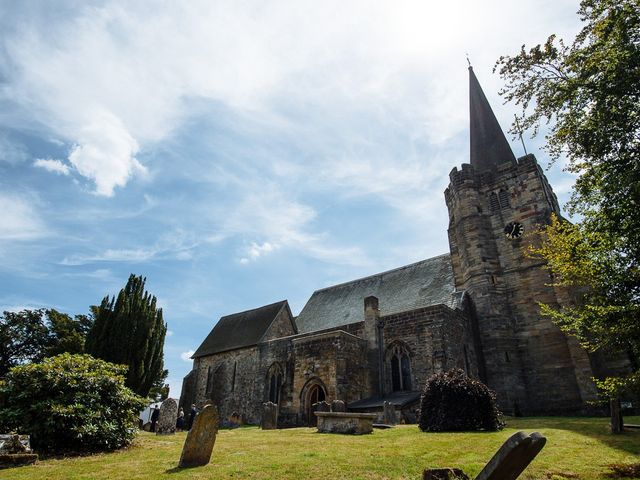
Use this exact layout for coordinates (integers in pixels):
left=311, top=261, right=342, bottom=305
left=266, top=363, right=283, bottom=405
left=388, top=343, right=412, bottom=392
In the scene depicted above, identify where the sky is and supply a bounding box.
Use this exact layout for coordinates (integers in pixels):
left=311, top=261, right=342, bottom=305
left=0, top=0, right=584, bottom=398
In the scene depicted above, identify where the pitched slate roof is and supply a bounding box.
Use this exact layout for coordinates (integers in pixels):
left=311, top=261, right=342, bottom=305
left=295, top=253, right=461, bottom=334
left=192, top=300, right=289, bottom=358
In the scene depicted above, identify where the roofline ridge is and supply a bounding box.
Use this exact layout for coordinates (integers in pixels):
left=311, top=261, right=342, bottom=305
left=311, top=253, right=451, bottom=294
left=219, top=299, right=288, bottom=320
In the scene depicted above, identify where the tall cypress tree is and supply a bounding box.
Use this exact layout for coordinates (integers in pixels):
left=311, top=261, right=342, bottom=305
left=86, top=274, right=167, bottom=397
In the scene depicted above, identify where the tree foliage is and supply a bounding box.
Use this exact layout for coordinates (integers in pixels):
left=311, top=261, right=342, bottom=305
left=496, top=0, right=640, bottom=395
left=0, top=309, right=92, bottom=376
left=86, top=274, right=167, bottom=397
left=419, top=369, right=502, bottom=432
left=0, top=353, right=146, bottom=452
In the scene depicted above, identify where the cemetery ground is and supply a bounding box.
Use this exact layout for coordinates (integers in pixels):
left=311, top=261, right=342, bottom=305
left=2, top=417, right=639, bottom=480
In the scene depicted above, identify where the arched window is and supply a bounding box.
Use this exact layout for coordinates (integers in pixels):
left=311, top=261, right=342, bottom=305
left=387, top=343, right=413, bottom=392
left=266, top=363, right=283, bottom=405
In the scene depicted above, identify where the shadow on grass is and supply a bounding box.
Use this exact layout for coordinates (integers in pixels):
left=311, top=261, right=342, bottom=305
left=508, top=416, right=640, bottom=456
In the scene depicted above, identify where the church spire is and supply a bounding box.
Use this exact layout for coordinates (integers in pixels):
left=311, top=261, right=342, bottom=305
left=469, top=66, right=516, bottom=171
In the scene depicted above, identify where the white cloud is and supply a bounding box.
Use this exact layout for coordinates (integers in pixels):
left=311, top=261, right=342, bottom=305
left=0, top=0, right=580, bottom=197
left=34, top=158, right=71, bottom=175
left=180, top=350, right=194, bottom=362
left=240, top=242, right=278, bottom=264
left=217, top=186, right=367, bottom=266
left=67, top=110, right=145, bottom=196
left=59, top=229, right=198, bottom=265
left=0, top=194, right=47, bottom=241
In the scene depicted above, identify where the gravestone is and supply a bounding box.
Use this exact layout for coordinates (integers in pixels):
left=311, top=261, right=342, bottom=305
left=475, top=431, right=546, bottom=480
left=262, top=402, right=278, bottom=430
left=382, top=401, right=397, bottom=425
left=313, top=400, right=331, bottom=414
left=178, top=404, right=219, bottom=468
left=331, top=400, right=346, bottom=412
left=156, top=398, right=178, bottom=435
left=422, top=431, right=546, bottom=480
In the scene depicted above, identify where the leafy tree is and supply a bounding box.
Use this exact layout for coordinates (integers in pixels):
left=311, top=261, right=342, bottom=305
left=0, top=309, right=50, bottom=376
left=86, top=274, right=167, bottom=397
left=0, top=353, right=146, bottom=452
left=0, top=309, right=93, bottom=376
left=495, top=0, right=640, bottom=396
left=44, top=309, right=93, bottom=357
left=419, top=369, right=502, bottom=432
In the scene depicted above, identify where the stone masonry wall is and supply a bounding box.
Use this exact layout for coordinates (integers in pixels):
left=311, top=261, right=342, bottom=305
left=381, top=304, right=479, bottom=393
left=192, top=346, right=262, bottom=424
left=445, top=154, right=601, bottom=414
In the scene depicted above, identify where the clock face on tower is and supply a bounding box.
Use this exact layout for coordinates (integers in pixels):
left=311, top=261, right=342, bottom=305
left=504, top=221, right=524, bottom=239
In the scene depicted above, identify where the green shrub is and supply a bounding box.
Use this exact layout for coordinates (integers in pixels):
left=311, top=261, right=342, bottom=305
left=0, top=353, right=146, bottom=452
left=419, top=369, right=503, bottom=432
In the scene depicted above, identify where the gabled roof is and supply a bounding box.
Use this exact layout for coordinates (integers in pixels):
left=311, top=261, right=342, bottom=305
left=192, top=300, right=290, bottom=358
left=295, top=254, right=462, bottom=334
left=469, top=66, right=516, bottom=172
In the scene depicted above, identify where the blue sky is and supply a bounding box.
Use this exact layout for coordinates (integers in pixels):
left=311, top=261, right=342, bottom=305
left=0, top=1, right=583, bottom=397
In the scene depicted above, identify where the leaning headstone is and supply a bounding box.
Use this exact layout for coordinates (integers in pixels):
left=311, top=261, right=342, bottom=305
left=262, top=402, right=278, bottom=430
left=156, top=398, right=178, bottom=435
left=474, top=431, right=546, bottom=480
left=0, top=434, right=38, bottom=468
left=331, top=400, right=346, bottom=412
left=383, top=401, right=397, bottom=425
left=178, top=404, right=219, bottom=468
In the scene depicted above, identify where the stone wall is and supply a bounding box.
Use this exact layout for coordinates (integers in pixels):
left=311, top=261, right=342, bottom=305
left=381, top=304, right=479, bottom=394
left=445, top=154, right=602, bottom=414
left=291, top=330, right=368, bottom=424
left=191, top=346, right=262, bottom=424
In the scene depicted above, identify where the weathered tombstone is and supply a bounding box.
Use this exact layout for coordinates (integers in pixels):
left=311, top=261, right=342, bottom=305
left=331, top=400, right=346, bottom=412
left=382, top=401, right=397, bottom=425
left=313, top=400, right=331, bottom=413
left=474, top=431, right=546, bottom=480
left=262, top=402, right=278, bottom=430
left=178, top=404, right=219, bottom=468
left=156, top=398, right=178, bottom=435
left=422, top=431, right=546, bottom=480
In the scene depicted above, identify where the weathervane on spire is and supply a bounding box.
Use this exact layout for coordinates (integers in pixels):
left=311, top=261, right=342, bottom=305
left=514, top=114, right=528, bottom=156
left=466, top=53, right=472, bottom=69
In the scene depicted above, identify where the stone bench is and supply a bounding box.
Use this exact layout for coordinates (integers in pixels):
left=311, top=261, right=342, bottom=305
left=315, top=411, right=377, bottom=434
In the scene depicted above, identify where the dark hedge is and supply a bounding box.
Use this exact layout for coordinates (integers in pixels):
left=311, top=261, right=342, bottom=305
left=419, top=369, right=503, bottom=432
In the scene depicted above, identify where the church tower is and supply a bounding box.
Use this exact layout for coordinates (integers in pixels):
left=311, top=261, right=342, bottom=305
left=444, top=67, right=598, bottom=414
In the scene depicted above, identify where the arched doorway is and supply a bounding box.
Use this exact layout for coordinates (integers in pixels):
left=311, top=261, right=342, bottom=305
left=302, top=381, right=326, bottom=426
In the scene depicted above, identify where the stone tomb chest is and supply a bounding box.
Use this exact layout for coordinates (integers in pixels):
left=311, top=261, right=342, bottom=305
left=315, top=411, right=377, bottom=435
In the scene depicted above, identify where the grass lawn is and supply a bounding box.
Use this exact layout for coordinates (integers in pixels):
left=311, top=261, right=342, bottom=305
left=2, top=417, right=639, bottom=479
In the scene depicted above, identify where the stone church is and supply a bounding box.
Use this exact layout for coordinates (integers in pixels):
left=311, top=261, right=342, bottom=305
left=180, top=67, right=625, bottom=425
